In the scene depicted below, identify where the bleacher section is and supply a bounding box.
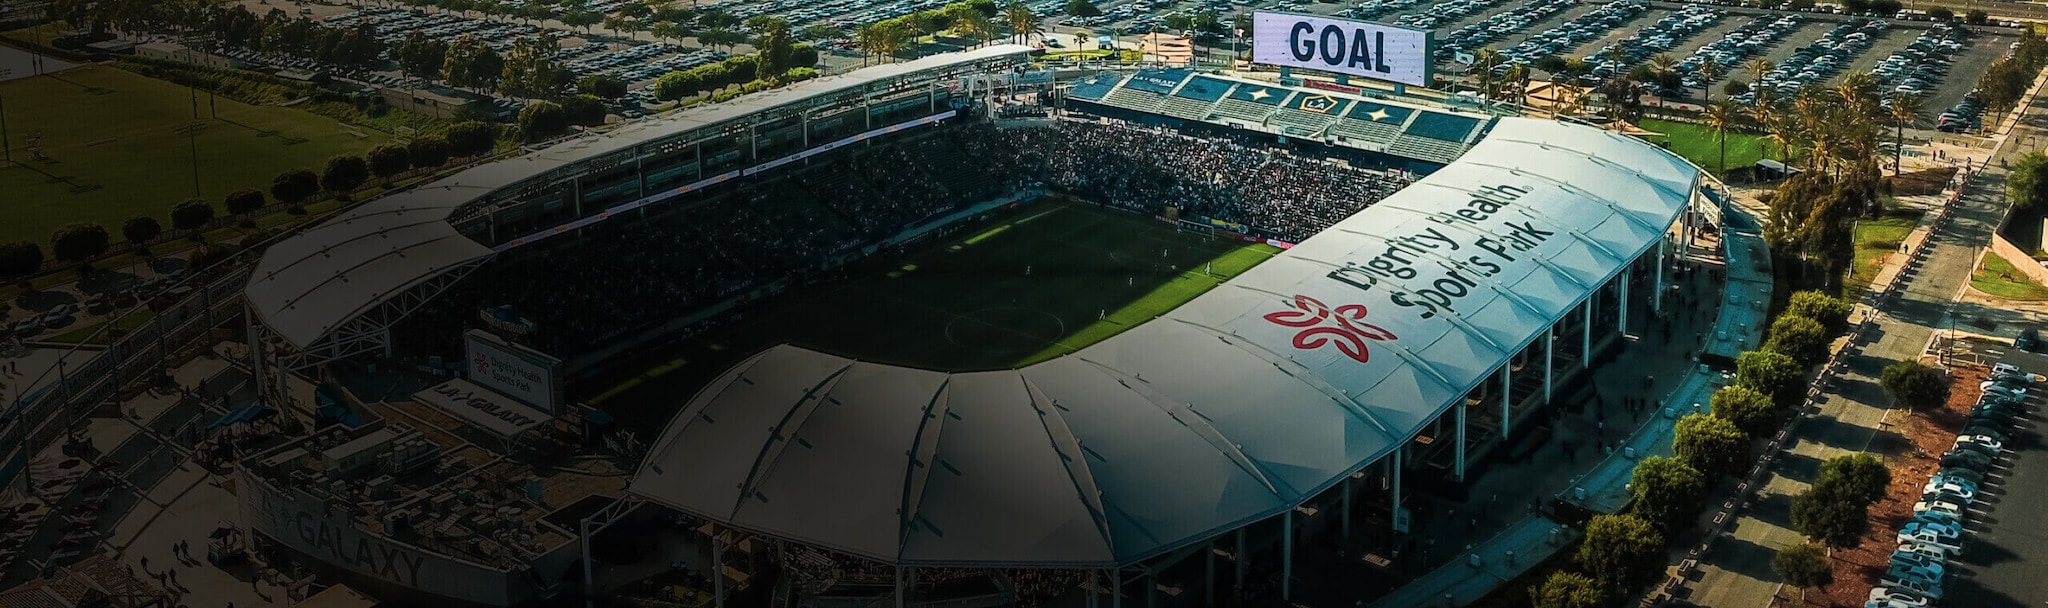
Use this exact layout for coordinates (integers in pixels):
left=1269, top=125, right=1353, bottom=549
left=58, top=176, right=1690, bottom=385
left=1404, top=111, right=1487, bottom=143
left=1066, top=74, right=1120, bottom=102
left=1103, top=88, right=1168, bottom=113
left=1064, top=70, right=1496, bottom=168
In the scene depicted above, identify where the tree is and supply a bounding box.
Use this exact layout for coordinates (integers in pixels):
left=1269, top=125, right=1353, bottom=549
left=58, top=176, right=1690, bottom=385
left=1927, top=6, right=1954, bottom=20
left=446, top=122, right=500, bottom=157
left=443, top=34, right=504, bottom=92
left=0, top=241, right=43, bottom=278
left=1785, top=291, right=1852, bottom=335
left=1710, top=385, right=1776, bottom=436
left=170, top=199, right=216, bottom=230
left=1530, top=571, right=1604, bottom=608
left=560, top=94, right=607, bottom=126
left=754, top=17, right=793, bottom=79
left=1675, top=413, right=1748, bottom=478
left=321, top=155, right=370, bottom=194
left=699, top=26, right=744, bottom=53
left=50, top=223, right=110, bottom=262
left=367, top=144, right=412, bottom=182
left=1066, top=0, right=1101, bottom=17
left=1816, top=453, right=1890, bottom=506
left=1004, top=1, right=1041, bottom=44
left=519, top=100, right=570, bottom=142
left=499, top=33, right=566, bottom=98
left=1765, top=315, right=1831, bottom=367
left=578, top=73, right=628, bottom=100
left=395, top=30, right=450, bottom=78
left=1879, top=360, right=1948, bottom=408
left=1791, top=483, right=1867, bottom=546
left=224, top=189, right=265, bottom=216
left=1705, top=98, right=1742, bottom=172
left=1889, top=92, right=1922, bottom=175
left=271, top=168, right=319, bottom=204
left=1630, top=456, right=1708, bottom=533
left=1966, top=9, right=1987, bottom=24
left=121, top=216, right=162, bottom=249
left=408, top=135, right=452, bottom=169
left=1735, top=350, right=1805, bottom=408
left=2010, top=152, right=2048, bottom=213
left=1576, top=514, right=1665, bottom=591
left=1772, top=543, right=1834, bottom=600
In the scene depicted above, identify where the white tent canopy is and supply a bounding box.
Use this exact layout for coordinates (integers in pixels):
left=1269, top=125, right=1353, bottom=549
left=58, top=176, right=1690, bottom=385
left=628, top=117, right=1702, bottom=567
left=244, top=46, right=1037, bottom=350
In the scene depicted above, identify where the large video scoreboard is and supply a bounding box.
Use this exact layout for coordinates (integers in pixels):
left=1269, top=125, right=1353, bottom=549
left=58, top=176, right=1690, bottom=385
left=1251, top=12, right=1434, bottom=87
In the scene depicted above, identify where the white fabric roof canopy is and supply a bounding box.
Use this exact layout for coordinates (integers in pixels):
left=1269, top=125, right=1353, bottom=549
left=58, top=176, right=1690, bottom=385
left=245, top=46, right=1036, bottom=350
left=628, top=117, right=1702, bottom=567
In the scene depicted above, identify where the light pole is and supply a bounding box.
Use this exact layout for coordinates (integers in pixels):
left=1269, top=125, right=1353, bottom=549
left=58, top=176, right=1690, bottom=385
left=176, top=122, right=207, bottom=199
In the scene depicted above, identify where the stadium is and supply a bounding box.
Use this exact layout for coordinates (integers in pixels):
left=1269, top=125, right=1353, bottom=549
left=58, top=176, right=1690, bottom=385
left=234, top=41, right=1710, bottom=607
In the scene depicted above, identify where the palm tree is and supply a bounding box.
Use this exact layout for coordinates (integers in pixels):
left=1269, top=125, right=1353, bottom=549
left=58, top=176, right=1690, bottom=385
left=1473, top=48, right=1501, bottom=99
left=1751, top=88, right=1785, bottom=160
left=856, top=22, right=882, bottom=65
left=1705, top=98, right=1741, bottom=173
left=1744, top=57, right=1773, bottom=84
left=1552, top=80, right=1586, bottom=118
left=1501, top=64, right=1531, bottom=107
left=1648, top=53, right=1678, bottom=78
left=1888, top=92, right=1922, bottom=175
left=1835, top=72, right=1876, bottom=112
left=1004, top=1, right=1040, bottom=44
left=1698, top=58, right=1722, bottom=99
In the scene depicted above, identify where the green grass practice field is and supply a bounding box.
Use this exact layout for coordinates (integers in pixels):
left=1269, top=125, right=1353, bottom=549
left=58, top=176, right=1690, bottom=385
left=584, top=201, right=1279, bottom=427
left=1639, top=118, right=1777, bottom=174
left=0, top=65, right=396, bottom=245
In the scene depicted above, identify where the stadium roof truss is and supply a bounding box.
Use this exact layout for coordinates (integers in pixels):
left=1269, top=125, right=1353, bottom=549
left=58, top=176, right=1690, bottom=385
left=628, top=117, right=1706, bottom=569
left=244, top=45, right=1037, bottom=357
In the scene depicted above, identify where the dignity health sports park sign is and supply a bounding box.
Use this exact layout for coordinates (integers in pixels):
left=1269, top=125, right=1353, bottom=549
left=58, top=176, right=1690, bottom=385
left=1252, top=12, right=1433, bottom=87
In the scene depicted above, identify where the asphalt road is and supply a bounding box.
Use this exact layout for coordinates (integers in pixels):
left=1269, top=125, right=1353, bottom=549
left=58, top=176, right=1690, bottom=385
left=1929, top=86, right=2048, bottom=608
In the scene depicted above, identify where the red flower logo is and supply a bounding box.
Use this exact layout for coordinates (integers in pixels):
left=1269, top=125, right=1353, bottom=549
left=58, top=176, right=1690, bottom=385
left=473, top=352, right=490, bottom=375
left=1262, top=295, right=1397, bottom=364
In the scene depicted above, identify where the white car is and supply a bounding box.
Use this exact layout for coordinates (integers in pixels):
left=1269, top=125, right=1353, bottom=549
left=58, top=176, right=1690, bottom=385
left=1913, top=498, right=1966, bottom=520
left=1955, top=435, right=2004, bottom=455
left=1867, top=588, right=1931, bottom=608
left=1900, top=519, right=1964, bottom=548
left=1923, top=475, right=1980, bottom=502
left=1894, top=540, right=1950, bottom=563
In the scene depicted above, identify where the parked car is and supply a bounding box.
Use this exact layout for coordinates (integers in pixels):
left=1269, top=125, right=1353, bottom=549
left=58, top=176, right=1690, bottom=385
left=1941, top=448, right=1993, bottom=470
left=10, top=317, right=40, bottom=337
left=1955, top=435, right=2004, bottom=456
left=1923, top=474, right=1980, bottom=501
left=1898, top=521, right=1964, bottom=553
left=1867, top=588, right=1931, bottom=608
left=1937, top=465, right=1989, bottom=484
left=1913, top=498, right=1966, bottom=521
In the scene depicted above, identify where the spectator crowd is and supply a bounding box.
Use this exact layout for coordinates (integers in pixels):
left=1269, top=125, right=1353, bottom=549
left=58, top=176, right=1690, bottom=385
left=398, top=118, right=1414, bottom=358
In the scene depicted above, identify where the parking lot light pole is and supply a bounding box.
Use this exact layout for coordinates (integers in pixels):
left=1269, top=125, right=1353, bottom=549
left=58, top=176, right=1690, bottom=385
left=0, top=69, right=10, bottom=167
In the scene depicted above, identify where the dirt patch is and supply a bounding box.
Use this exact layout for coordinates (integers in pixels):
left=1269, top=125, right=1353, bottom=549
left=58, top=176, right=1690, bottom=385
left=1883, top=167, right=1960, bottom=197
left=1802, top=365, right=1982, bottom=607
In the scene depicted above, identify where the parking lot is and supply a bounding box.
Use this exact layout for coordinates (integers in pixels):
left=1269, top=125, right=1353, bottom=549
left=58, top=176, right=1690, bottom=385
left=1938, top=339, right=2048, bottom=608
left=1045, top=0, right=2021, bottom=119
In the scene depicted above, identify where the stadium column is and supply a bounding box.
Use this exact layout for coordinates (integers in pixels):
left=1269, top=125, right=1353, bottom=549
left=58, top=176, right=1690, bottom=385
left=1341, top=477, right=1351, bottom=538
left=1499, top=364, right=1511, bottom=438
left=1112, top=567, right=1123, bottom=608
left=896, top=567, right=906, bottom=608
left=713, top=534, right=726, bottom=608
left=1282, top=510, right=1294, bottom=602
left=1581, top=296, right=1592, bottom=364
left=1455, top=401, right=1466, bottom=481
left=1543, top=328, right=1554, bottom=403
left=1235, top=528, right=1246, bottom=594
left=1205, top=539, right=1215, bottom=608
left=1618, top=275, right=1629, bottom=337
left=1653, top=238, right=1666, bottom=317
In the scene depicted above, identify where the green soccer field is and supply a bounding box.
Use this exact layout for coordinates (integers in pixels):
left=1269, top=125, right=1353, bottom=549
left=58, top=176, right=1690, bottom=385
left=0, top=65, right=398, bottom=245
left=584, top=200, right=1279, bottom=428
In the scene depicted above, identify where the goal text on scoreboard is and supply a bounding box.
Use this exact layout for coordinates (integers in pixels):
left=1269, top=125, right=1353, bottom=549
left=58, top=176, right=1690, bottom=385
left=1251, top=12, right=1433, bottom=88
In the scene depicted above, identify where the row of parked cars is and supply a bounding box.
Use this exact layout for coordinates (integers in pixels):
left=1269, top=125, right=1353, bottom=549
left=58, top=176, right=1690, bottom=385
left=1741, top=18, right=1887, bottom=102
left=1675, top=13, right=1803, bottom=90
left=327, top=6, right=543, bottom=54
left=1394, top=0, right=1511, bottom=31
left=1938, top=90, right=1985, bottom=133
left=1874, top=363, right=2039, bottom=606
left=1872, top=23, right=1966, bottom=99
left=1347, top=0, right=1436, bottom=22
left=1437, top=0, right=1578, bottom=59
left=1578, top=4, right=1724, bottom=85
left=1472, top=0, right=1645, bottom=68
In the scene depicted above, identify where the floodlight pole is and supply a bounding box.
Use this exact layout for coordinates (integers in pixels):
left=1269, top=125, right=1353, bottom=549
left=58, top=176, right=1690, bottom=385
left=0, top=90, right=10, bottom=166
